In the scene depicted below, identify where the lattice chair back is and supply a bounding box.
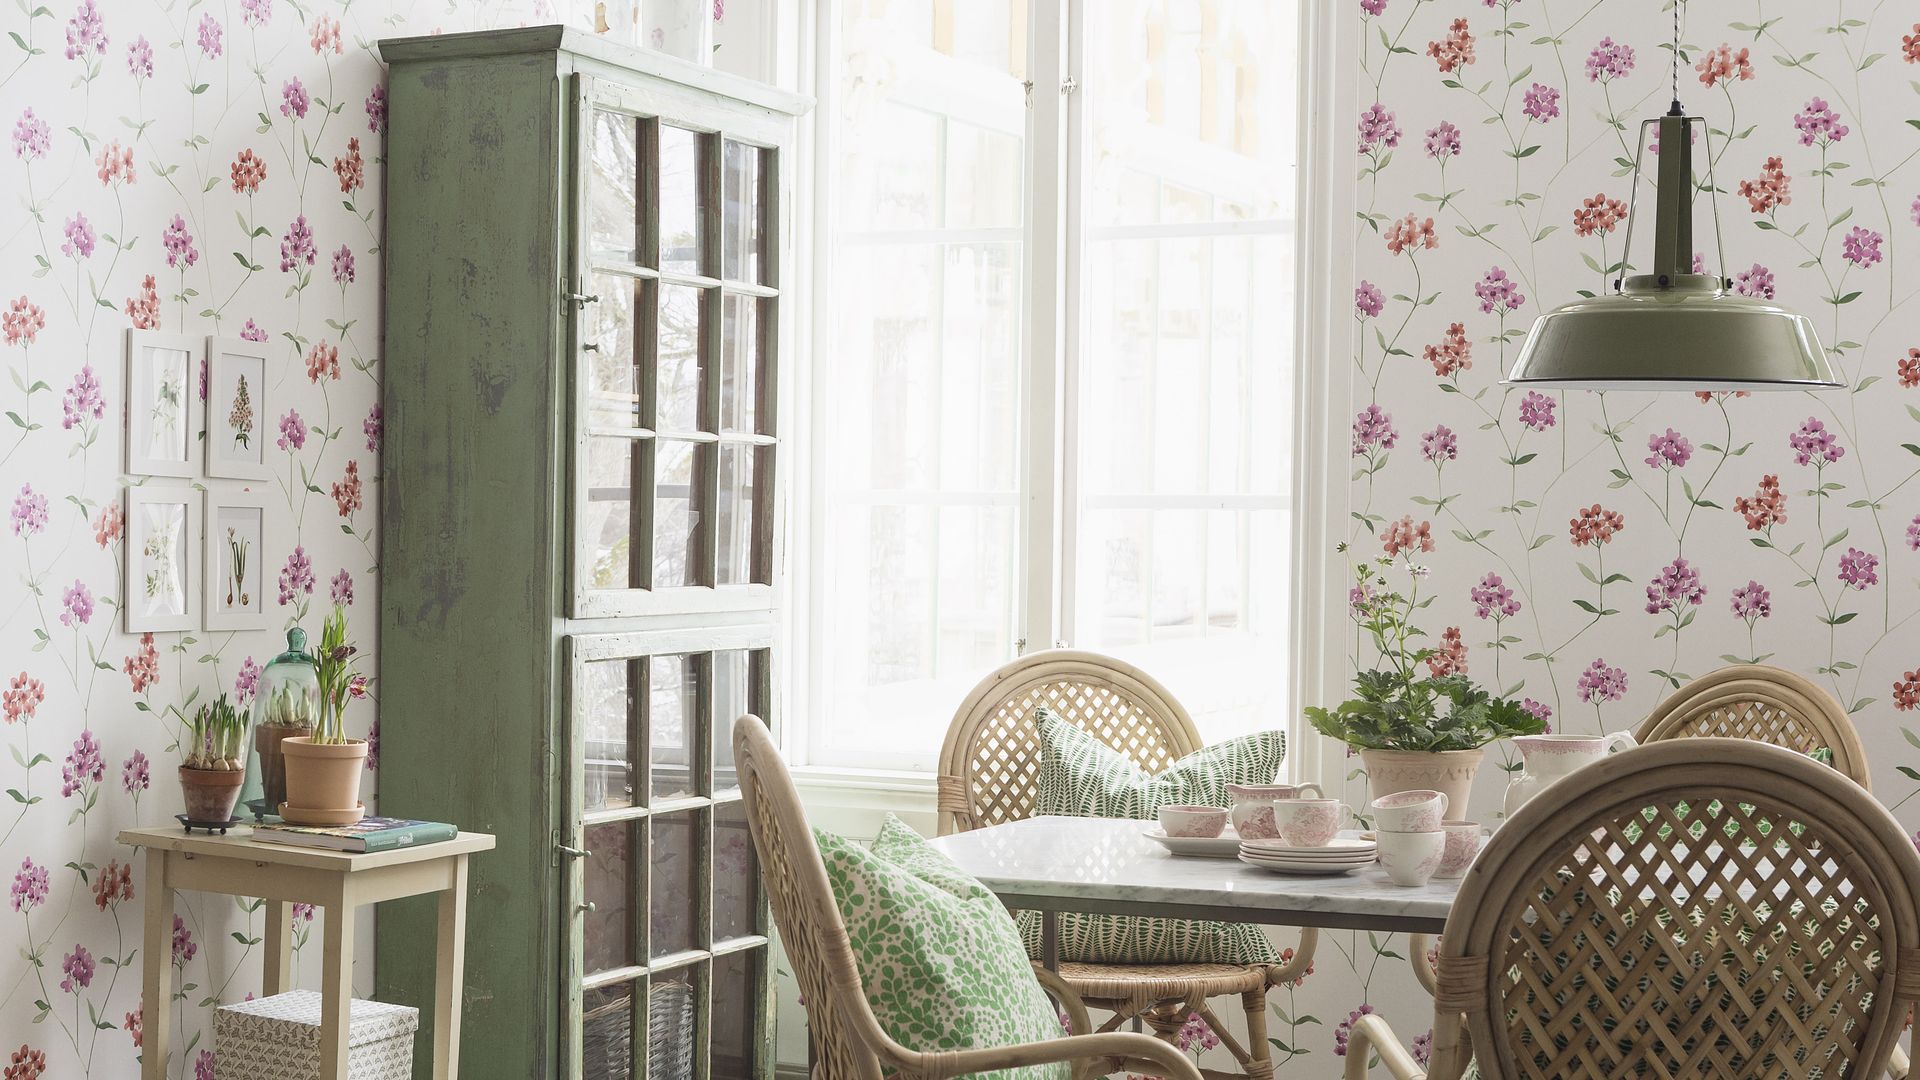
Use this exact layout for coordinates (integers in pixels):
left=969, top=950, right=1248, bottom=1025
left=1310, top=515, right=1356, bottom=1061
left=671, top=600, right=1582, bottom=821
left=1635, top=664, right=1870, bottom=791
left=1426, top=739, right=1920, bottom=1080
left=937, top=650, right=1202, bottom=836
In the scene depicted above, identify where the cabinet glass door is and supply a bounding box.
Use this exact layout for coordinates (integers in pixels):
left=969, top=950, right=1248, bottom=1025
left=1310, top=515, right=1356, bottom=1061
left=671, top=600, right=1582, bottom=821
left=565, top=628, right=775, bottom=1080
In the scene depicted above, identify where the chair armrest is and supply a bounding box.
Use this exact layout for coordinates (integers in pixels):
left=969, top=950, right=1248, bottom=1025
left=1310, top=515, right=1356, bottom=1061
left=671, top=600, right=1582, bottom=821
left=1343, top=1013, right=1427, bottom=1080
left=1032, top=964, right=1093, bottom=1036
left=908, top=1030, right=1204, bottom=1080
left=1408, top=933, right=1438, bottom=997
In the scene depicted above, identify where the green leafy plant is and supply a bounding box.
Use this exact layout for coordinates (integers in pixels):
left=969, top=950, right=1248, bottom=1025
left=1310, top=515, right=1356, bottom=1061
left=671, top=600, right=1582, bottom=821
left=184, top=695, right=246, bottom=771
left=313, top=604, right=367, bottom=744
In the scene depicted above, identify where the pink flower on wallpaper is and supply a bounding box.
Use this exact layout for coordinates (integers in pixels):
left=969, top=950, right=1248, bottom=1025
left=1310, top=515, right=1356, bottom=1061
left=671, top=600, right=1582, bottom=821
left=1733, top=264, right=1775, bottom=299
left=123, top=633, right=158, bottom=694
left=163, top=215, right=198, bottom=268
left=1424, top=120, right=1461, bottom=159
left=58, top=580, right=93, bottom=627
left=1420, top=424, right=1457, bottom=463
left=61, top=365, right=103, bottom=429
left=1585, top=37, right=1634, bottom=83
left=9, top=858, right=47, bottom=913
left=1521, top=698, right=1552, bottom=725
left=334, top=137, right=365, bottom=193
left=278, top=546, right=315, bottom=605
left=1576, top=658, right=1628, bottom=704
left=1174, top=1014, right=1219, bottom=1054
left=121, top=750, right=149, bottom=795
left=1643, top=428, right=1692, bottom=469
left=1734, top=474, right=1788, bottom=530
left=280, top=77, right=311, bottom=119
left=3, top=674, right=43, bottom=725
left=235, top=657, right=261, bottom=704
left=10, top=484, right=47, bottom=538
left=363, top=404, right=383, bottom=451
left=1382, top=515, right=1435, bottom=558
left=1908, top=513, right=1920, bottom=551
left=279, top=214, right=315, bottom=271
left=1333, top=1004, right=1377, bottom=1056
left=365, top=84, right=388, bottom=134
left=1412, top=1029, right=1433, bottom=1068
left=240, top=318, right=268, bottom=342
left=59, top=945, right=93, bottom=993
left=310, top=14, right=343, bottom=54
left=95, top=140, right=133, bottom=186
left=1730, top=580, right=1772, bottom=621
left=1739, top=157, right=1791, bottom=214
left=332, top=460, right=363, bottom=517
left=1473, top=266, right=1524, bottom=314
left=1, top=296, right=42, bottom=346
left=1360, top=0, right=1388, bottom=13
left=11, top=108, right=49, bottom=160
left=1789, top=417, right=1844, bottom=466
left=194, top=1050, right=216, bottom=1080
left=1695, top=43, right=1754, bottom=87
left=1644, top=558, right=1705, bottom=615
left=365, top=718, right=380, bottom=771
left=1358, top=103, right=1401, bottom=153
left=1427, top=18, right=1475, bottom=73
left=64, top=0, right=107, bottom=61
left=1518, top=390, right=1556, bottom=431
left=1470, top=572, right=1520, bottom=619
left=331, top=569, right=354, bottom=607
left=1355, top=281, right=1384, bottom=318
left=1838, top=547, right=1880, bottom=589
left=61, top=213, right=95, bottom=259
left=1384, top=213, right=1437, bottom=254
left=1905, top=23, right=1920, bottom=63
left=1572, top=193, right=1626, bottom=236
left=1903, top=348, right=1920, bottom=388
left=125, top=35, right=151, bottom=79
left=331, top=244, right=355, bottom=285
left=230, top=148, right=267, bottom=193
left=1794, top=97, right=1849, bottom=146
left=1898, top=672, right=1920, bottom=712
left=171, top=914, right=196, bottom=964
left=1521, top=83, right=1561, bottom=122
left=92, top=502, right=121, bottom=548
left=1568, top=504, right=1624, bottom=546
left=1842, top=226, right=1884, bottom=268
left=241, top=0, right=272, bottom=27
left=196, top=13, right=223, bottom=57
left=60, top=730, right=103, bottom=797
left=1423, top=322, right=1472, bottom=377
left=305, top=341, right=340, bottom=382
left=277, top=408, right=306, bottom=451
left=7, top=1045, right=44, bottom=1079
left=125, top=273, right=158, bottom=329
left=1351, top=404, right=1397, bottom=455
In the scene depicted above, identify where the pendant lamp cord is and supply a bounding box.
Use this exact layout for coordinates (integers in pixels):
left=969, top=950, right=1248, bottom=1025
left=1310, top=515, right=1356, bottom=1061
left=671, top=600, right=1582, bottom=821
left=1669, top=1, right=1684, bottom=115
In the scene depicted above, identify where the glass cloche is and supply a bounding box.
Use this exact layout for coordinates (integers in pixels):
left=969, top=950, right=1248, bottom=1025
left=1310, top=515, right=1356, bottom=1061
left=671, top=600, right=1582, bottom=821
left=244, top=627, right=320, bottom=820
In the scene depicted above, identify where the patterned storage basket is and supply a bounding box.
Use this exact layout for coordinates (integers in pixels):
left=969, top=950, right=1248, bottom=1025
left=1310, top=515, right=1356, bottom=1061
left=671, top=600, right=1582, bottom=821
left=215, top=991, right=418, bottom=1080
left=648, top=980, right=695, bottom=1080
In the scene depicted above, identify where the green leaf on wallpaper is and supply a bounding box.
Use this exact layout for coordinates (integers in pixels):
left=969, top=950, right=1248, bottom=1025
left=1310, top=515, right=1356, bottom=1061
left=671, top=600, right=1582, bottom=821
left=1856, top=376, right=1881, bottom=392
left=1509, top=65, right=1533, bottom=87
left=1901, top=443, right=1920, bottom=457
left=1830, top=207, right=1854, bottom=228
left=1831, top=291, right=1862, bottom=305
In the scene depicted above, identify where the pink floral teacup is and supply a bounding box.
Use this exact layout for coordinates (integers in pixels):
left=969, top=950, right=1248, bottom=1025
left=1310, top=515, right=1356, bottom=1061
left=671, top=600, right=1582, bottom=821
left=1370, top=789, right=1449, bottom=834
left=1434, top=820, right=1491, bottom=880
left=1377, top=829, right=1446, bottom=887
left=1271, top=799, right=1345, bottom=848
left=1158, top=804, right=1228, bottom=839
left=1228, top=782, right=1324, bottom=839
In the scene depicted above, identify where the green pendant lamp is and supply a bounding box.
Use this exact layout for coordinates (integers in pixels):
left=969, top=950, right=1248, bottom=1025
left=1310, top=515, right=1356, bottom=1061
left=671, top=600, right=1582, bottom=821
left=1504, top=9, right=1839, bottom=391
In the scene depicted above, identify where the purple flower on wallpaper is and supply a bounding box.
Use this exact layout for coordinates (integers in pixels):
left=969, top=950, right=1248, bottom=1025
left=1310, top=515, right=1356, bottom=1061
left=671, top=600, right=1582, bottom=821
left=331, top=569, right=354, bottom=606
left=1789, top=417, right=1844, bottom=466
left=1644, top=558, right=1705, bottom=615
left=365, top=84, right=387, bottom=134
left=1333, top=1004, right=1376, bottom=1056
left=163, top=215, right=198, bottom=269
left=1421, top=424, right=1457, bottom=463
left=1643, top=428, right=1693, bottom=469
left=235, top=657, right=261, bottom=704
left=10, top=484, right=47, bottom=538
left=1351, top=404, right=1398, bottom=455
left=1841, top=226, right=1884, bottom=268
left=363, top=404, right=383, bottom=451
left=1355, top=281, right=1384, bottom=318
left=1424, top=121, right=1461, bottom=160
left=10, top=858, right=47, bottom=913
left=1412, top=1030, right=1433, bottom=1068
left=1733, top=263, right=1775, bottom=299
left=1730, top=580, right=1772, bottom=620
left=62, top=364, right=103, bottom=429
left=1360, top=0, right=1387, bottom=14
left=1691, top=251, right=1707, bottom=274
left=59, top=945, right=94, bottom=993
left=365, top=718, right=380, bottom=771
left=1577, top=658, right=1628, bottom=704
left=58, top=580, right=92, bottom=627
left=1473, top=266, right=1525, bottom=314
left=12, top=108, right=50, bottom=160
left=1521, top=698, right=1553, bottom=725
left=1470, top=572, right=1520, bottom=619
left=279, top=214, right=315, bottom=272
left=1518, top=390, right=1556, bottom=431
left=277, top=408, right=306, bottom=451
left=1908, top=513, right=1920, bottom=551
left=331, top=243, right=355, bottom=285
left=280, top=77, right=310, bottom=120
left=60, top=729, right=103, bottom=797
left=194, top=1050, right=215, bottom=1080
left=240, top=318, right=268, bottom=342
left=1358, top=103, right=1401, bottom=153
left=125, top=35, right=151, bottom=79
left=241, top=0, right=272, bottom=26
left=1838, top=547, right=1880, bottom=589
left=278, top=546, right=315, bottom=606
left=1793, top=97, right=1849, bottom=146
left=61, top=213, right=95, bottom=259
left=1911, top=194, right=1920, bottom=228
left=64, top=0, right=107, bottom=61
left=1521, top=83, right=1561, bottom=122
left=172, top=914, right=196, bottom=964
left=197, top=12, right=223, bottom=57
left=121, top=750, right=149, bottom=794
left=1585, top=36, right=1634, bottom=82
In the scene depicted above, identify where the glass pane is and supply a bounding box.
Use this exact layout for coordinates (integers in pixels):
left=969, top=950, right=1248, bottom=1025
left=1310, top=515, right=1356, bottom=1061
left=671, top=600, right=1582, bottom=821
left=649, top=972, right=698, bottom=1080
left=943, top=120, right=1022, bottom=228
left=581, top=658, right=638, bottom=812
left=718, top=294, right=763, bottom=435
left=836, top=101, right=939, bottom=230
left=590, top=110, right=640, bottom=266
left=653, top=439, right=700, bottom=590
left=711, top=651, right=750, bottom=798
left=582, top=819, right=636, bottom=976
left=712, top=799, right=759, bottom=940
left=714, top=444, right=754, bottom=587
left=583, top=436, right=647, bottom=592
left=650, top=810, right=703, bottom=957
left=660, top=126, right=704, bottom=276
left=581, top=981, right=635, bottom=1080
left=722, top=140, right=767, bottom=284
left=657, top=285, right=703, bottom=435
left=649, top=654, right=697, bottom=802
left=587, top=273, right=643, bottom=429
left=711, top=950, right=762, bottom=1080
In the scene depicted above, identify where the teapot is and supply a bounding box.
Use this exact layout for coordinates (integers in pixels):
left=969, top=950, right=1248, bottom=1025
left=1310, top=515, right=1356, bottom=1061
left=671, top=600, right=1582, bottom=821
left=1502, top=732, right=1637, bottom=820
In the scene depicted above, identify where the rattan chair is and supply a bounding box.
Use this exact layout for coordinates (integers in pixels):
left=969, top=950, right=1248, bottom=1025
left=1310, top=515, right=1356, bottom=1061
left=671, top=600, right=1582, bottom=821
left=1634, top=663, right=1870, bottom=789
left=732, top=714, right=1202, bottom=1080
left=1344, top=739, right=1920, bottom=1079
left=936, top=649, right=1313, bottom=1080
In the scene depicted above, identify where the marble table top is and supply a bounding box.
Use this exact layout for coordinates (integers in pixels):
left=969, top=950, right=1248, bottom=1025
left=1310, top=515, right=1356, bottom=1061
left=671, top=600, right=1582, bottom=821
left=929, top=816, right=1456, bottom=934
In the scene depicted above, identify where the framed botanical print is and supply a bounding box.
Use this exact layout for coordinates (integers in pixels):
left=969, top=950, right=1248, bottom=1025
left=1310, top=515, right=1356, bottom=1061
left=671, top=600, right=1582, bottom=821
left=205, top=337, right=271, bottom=480
left=202, top=488, right=269, bottom=631
left=124, top=485, right=200, bottom=633
left=124, top=329, right=201, bottom=479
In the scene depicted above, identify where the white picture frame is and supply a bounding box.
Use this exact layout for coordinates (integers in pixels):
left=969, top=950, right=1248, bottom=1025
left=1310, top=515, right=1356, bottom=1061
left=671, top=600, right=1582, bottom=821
left=124, top=485, right=200, bottom=633
left=204, top=337, right=272, bottom=481
left=202, top=487, right=270, bottom=631
left=124, top=329, right=201, bottom=479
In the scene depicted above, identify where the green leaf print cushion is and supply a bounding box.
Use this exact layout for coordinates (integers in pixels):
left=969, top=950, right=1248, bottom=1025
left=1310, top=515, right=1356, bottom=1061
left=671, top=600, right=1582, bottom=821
left=1019, top=708, right=1286, bottom=966
left=815, top=815, right=1070, bottom=1080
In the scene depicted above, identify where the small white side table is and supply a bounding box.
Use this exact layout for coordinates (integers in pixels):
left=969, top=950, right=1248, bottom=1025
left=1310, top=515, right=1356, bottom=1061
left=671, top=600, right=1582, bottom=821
left=119, top=825, right=495, bottom=1080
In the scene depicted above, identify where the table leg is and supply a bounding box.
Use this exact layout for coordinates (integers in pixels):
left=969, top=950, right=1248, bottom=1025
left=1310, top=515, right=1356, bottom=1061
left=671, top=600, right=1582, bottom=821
left=320, top=886, right=356, bottom=1079
left=141, top=852, right=172, bottom=1080
left=1041, top=910, right=1060, bottom=972
left=432, top=853, right=470, bottom=1080
left=263, top=899, right=294, bottom=997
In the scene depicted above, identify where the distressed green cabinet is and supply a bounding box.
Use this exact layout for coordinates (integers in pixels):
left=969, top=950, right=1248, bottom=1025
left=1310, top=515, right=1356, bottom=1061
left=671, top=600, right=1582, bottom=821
left=375, top=26, right=805, bottom=1080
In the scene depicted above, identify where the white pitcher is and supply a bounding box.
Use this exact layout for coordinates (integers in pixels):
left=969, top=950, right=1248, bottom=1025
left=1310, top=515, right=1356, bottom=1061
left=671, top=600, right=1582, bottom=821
left=1502, top=732, right=1637, bottom=820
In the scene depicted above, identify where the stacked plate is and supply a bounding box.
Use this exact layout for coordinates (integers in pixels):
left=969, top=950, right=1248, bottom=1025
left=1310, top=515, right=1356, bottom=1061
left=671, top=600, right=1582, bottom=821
left=1237, top=837, right=1378, bottom=875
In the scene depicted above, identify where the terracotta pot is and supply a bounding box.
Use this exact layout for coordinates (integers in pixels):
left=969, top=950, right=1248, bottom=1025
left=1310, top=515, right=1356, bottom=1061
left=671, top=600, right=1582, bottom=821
left=178, top=766, right=246, bottom=824
left=253, top=725, right=314, bottom=811
left=1359, top=748, right=1485, bottom=822
left=281, top=737, right=368, bottom=825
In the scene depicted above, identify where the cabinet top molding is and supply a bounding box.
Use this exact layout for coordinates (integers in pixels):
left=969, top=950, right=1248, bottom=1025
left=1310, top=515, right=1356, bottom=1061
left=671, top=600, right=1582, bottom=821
left=377, top=24, right=815, bottom=117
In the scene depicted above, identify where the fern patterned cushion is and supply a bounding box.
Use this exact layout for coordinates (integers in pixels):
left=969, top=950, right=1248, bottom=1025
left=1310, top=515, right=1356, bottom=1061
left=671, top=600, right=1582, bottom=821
left=1020, top=708, right=1287, bottom=965
left=816, top=815, right=1071, bottom=1080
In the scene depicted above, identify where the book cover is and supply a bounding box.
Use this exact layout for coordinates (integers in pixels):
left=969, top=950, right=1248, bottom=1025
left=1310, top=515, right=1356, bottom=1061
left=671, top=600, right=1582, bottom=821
left=252, top=817, right=458, bottom=853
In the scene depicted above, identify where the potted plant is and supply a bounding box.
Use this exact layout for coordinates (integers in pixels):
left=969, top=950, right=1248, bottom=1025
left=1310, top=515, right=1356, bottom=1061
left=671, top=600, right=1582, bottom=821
left=1304, top=558, right=1545, bottom=815
left=180, top=695, right=248, bottom=824
left=280, top=605, right=370, bottom=825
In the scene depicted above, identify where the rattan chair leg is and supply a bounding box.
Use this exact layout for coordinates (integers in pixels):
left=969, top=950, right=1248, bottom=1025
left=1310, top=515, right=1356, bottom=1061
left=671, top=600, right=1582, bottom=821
left=1240, top=989, right=1274, bottom=1080
left=1407, top=933, right=1438, bottom=997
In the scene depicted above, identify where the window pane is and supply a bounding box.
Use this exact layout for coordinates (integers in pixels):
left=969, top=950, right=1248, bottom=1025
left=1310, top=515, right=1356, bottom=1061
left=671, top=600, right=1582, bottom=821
left=721, top=140, right=767, bottom=283
left=582, top=818, right=636, bottom=976
left=649, top=973, right=698, bottom=1080
left=587, top=274, right=644, bottom=429
left=718, top=294, right=763, bottom=435
left=660, top=126, right=704, bottom=276
left=711, top=650, right=751, bottom=797
left=714, top=443, right=754, bottom=587
left=836, top=101, right=940, bottom=230
left=583, top=436, right=646, bottom=592
left=581, top=658, right=637, bottom=812
left=653, top=439, right=700, bottom=590
left=712, top=799, right=759, bottom=941
left=581, top=981, right=636, bottom=1080
left=650, top=810, right=703, bottom=958
left=944, top=121, right=1022, bottom=228
left=657, top=285, right=703, bottom=435
left=589, top=110, right=640, bottom=266
left=649, top=653, right=697, bottom=801
left=711, top=950, right=762, bottom=1080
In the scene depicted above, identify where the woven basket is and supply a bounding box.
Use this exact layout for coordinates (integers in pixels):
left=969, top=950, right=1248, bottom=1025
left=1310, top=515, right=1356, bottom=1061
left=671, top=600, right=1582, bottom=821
left=582, top=990, right=632, bottom=1080
left=649, top=980, right=696, bottom=1080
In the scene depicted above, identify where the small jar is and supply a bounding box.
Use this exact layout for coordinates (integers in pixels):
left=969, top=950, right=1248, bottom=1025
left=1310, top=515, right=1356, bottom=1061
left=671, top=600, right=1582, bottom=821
left=245, top=627, right=319, bottom=818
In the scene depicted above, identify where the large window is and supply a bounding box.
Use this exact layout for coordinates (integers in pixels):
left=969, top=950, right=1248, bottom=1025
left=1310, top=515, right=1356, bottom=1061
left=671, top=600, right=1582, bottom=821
left=809, top=0, right=1298, bottom=771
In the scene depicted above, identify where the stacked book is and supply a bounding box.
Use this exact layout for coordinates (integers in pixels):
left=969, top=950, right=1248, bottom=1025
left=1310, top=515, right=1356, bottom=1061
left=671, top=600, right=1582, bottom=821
left=251, top=817, right=458, bottom=853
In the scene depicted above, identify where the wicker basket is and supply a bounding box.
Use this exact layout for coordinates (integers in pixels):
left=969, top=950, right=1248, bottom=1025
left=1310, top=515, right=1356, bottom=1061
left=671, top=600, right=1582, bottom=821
left=581, top=990, right=633, bottom=1080
left=649, top=980, right=695, bottom=1080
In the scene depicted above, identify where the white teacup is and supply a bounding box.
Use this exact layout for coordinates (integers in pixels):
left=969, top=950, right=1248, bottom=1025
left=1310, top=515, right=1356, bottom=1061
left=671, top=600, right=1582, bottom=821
left=1434, top=820, right=1491, bottom=880
left=1271, top=799, right=1344, bottom=848
left=1370, top=789, right=1449, bottom=834
left=1158, top=804, right=1228, bottom=839
left=1376, top=829, right=1446, bottom=887
left=1228, top=782, right=1325, bottom=839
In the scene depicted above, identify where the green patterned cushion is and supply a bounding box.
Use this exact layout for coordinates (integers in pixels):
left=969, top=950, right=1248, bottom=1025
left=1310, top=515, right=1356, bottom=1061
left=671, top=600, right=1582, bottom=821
left=816, top=815, right=1070, bottom=1080
left=1019, top=708, right=1286, bottom=965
